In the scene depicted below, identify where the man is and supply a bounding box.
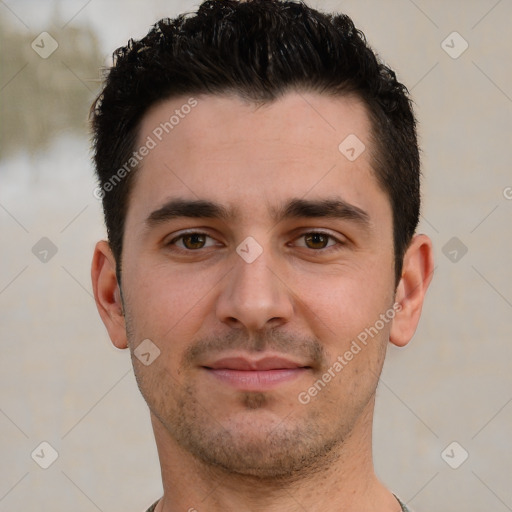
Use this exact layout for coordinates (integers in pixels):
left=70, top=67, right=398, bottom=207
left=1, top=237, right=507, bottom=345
left=90, top=1, right=434, bottom=511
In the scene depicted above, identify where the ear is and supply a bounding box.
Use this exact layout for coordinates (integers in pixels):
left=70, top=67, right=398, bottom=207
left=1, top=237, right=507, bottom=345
left=91, top=240, right=128, bottom=349
left=390, top=234, right=434, bottom=348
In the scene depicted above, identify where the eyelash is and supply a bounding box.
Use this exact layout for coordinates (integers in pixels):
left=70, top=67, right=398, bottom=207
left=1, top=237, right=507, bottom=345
left=166, top=231, right=346, bottom=254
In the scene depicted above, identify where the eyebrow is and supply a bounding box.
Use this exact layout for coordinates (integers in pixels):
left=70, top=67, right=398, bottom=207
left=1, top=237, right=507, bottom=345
left=146, top=199, right=235, bottom=225
left=146, top=197, right=371, bottom=228
left=274, top=197, right=370, bottom=226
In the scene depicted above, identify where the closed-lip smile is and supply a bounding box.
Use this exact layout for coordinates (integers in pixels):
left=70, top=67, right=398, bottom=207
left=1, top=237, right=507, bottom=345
left=203, top=355, right=310, bottom=390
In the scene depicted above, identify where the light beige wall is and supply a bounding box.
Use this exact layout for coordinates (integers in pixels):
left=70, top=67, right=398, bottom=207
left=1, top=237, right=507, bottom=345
left=1, top=1, right=511, bottom=510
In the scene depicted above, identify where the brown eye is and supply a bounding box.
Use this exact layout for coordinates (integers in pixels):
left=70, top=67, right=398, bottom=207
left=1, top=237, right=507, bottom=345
left=304, top=233, right=331, bottom=249
left=181, top=233, right=207, bottom=250
left=291, top=231, right=344, bottom=253
left=166, top=231, right=223, bottom=254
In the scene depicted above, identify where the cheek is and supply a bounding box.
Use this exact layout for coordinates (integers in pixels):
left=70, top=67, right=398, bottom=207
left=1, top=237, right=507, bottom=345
left=291, top=265, right=393, bottom=342
left=122, top=261, right=220, bottom=345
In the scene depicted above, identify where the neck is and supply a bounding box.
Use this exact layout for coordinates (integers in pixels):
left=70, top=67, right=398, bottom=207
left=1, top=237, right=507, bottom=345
left=152, top=398, right=401, bottom=512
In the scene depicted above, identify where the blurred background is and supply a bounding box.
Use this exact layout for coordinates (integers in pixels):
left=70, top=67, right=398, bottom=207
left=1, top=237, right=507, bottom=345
left=1, top=0, right=511, bottom=510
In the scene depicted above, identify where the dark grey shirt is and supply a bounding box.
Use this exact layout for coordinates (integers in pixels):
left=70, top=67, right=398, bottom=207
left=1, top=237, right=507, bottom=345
left=145, top=495, right=411, bottom=511
left=395, top=495, right=412, bottom=511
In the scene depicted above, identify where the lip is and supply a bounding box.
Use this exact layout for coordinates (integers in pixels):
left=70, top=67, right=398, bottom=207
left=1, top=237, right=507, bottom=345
left=203, top=355, right=310, bottom=391
left=205, top=356, right=306, bottom=371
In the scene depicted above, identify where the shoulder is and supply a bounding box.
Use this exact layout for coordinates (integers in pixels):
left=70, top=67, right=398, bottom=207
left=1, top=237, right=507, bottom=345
left=394, top=495, right=413, bottom=512
left=144, top=500, right=159, bottom=512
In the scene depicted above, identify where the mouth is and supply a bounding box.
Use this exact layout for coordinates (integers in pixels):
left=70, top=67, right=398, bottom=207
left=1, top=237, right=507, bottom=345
left=202, top=355, right=311, bottom=391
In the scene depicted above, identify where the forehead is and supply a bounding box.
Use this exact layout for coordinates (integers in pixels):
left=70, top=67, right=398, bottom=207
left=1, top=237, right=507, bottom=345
left=128, top=91, right=387, bottom=226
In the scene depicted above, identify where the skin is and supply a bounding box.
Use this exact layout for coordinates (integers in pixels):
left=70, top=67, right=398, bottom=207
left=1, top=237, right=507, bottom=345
left=92, top=91, right=434, bottom=512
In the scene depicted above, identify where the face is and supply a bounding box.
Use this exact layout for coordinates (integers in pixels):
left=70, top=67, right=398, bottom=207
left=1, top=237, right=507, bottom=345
left=96, top=91, right=414, bottom=478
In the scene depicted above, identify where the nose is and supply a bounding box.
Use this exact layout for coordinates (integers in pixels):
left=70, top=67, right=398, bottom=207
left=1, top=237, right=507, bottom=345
left=215, top=246, right=294, bottom=332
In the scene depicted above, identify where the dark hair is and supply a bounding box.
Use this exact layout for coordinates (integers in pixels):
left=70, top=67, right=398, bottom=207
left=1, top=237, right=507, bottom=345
left=90, top=0, right=420, bottom=286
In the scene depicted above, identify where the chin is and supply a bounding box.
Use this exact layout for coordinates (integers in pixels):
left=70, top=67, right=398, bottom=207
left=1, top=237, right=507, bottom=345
left=171, top=408, right=341, bottom=480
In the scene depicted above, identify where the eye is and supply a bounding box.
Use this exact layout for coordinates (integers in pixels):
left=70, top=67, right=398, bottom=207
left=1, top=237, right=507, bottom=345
left=293, top=231, right=343, bottom=251
left=167, top=232, right=218, bottom=251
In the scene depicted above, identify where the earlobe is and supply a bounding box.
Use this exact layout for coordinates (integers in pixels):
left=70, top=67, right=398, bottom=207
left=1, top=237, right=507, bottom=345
left=91, top=240, right=128, bottom=349
left=389, top=234, right=434, bottom=348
